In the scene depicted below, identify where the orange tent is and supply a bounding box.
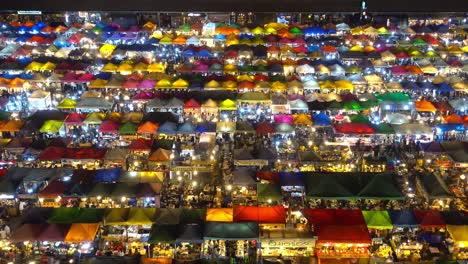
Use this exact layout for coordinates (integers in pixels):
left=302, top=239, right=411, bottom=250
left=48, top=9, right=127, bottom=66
left=406, top=65, right=423, bottom=75
left=64, top=223, right=99, bottom=242
left=148, top=148, right=172, bottom=162
left=206, top=208, right=233, bottom=222
left=137, top=122, right=159, bottom=134
left=0, top=120, right=25, bottom=132
left=415, top=100, right=437, bottom=112
left=322, top=45, right=337, bottom=53
left=444, top=114, right=463, bottom=124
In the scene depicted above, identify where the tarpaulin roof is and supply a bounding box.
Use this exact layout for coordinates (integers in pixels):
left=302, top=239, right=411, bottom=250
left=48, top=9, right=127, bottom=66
left=317, top=225, right=371, bottom=244
left=362, top=210, right=393, bottom=229
left=10, top=223, right=44, bottom=242
left=64, top=223, right=100, bottom=242
left=419, top=172, right=452, bottom=199
left=206, top=208, right=233, bottom=222
left=413, top=210, right=446, bottom=228
left=257, top=183, right=282, bottom=203
left=37, top=224, right=70, bottom=241
left=302, top=209, right=366, bottom=226
left=176, top=224, right=203, bottom=243
left=204, top=222, right=259, bottom=240
left=279, top=172, right=304, bottom=186
left=148, top=224, right=178, bottom=244
left=388, top=210, right=418, bottom=228
left=447, top=225, right=468, bottom=246
left=233, top=206, right=286, bottom=223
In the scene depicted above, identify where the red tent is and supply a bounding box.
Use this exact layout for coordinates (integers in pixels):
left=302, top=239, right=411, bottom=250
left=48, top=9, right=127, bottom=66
left=413, top=210, right=446, bottom=228
left=233, top=206, right=286, bottom=223
left=98, top=121, right=120, bottom=134
left=184, top=98, right=201, bottom=109
left=39, top=146, right=67, bottom=160
left=37, top=224, right=70, bottom=242
left=64, top=148, right=107, bottom=160
left=237, top=80, right=255, bottom=90
left=334, top=123, right=374, bottom=134
left=253, top=74, right=269, bottom=82
left=129, top=138, right=153, bottom=151
left=64, top=113, right=86, bottom=125
left=39, top=179, right=67, bottom=198
left=317, top=225, right=371, bottom=244
left=256, top=122, right=275, bottom=134
left=256, top=171, right=280, bottom=183
left=301, top=209, right=366, bottom=226
left=10, top=224, right=45, bottom=242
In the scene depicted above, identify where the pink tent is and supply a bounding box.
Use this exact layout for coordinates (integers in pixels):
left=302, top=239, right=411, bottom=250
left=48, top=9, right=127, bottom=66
left=98, top=121, right=120, bottom=134
left=62, top=72, right=80, bottom=82
left=132, top=91, right=155, bottom=101
left=274, top=114, right=294, bottom=124
left=77, top=73, right=94, bottom=82
left=192, top=63, right=209, bottom=73
left=139, top=80, right=156, bottom=89
left=390, top=65, right=408, bottom=75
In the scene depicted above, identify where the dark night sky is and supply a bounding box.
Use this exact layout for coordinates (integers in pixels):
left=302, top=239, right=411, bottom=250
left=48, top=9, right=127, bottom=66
left=1, top=0, right=466, bottom=13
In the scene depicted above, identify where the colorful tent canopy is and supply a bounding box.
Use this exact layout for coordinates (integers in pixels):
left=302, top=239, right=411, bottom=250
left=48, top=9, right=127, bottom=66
left=206, top=208, right=233, bottom=222
left=203, top=222, right=259, bottom=240
left=316, top=225, right=371, bottom=244
left=64, top=223, right=100, bottom=242
left=362, top=210, right=393, bottom=230
left=233, top=206, right=286, bottom=223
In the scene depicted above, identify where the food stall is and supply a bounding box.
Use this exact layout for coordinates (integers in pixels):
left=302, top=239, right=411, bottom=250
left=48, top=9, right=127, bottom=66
left=388, top=210, right=422, bottom=261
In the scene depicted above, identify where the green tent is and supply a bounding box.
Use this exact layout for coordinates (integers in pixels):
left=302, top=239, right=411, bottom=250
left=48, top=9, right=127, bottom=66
left=203, top=222, right=259, bottom=240
left=357, top=173, right=404, bottom=200
left=373, top=123, right=395, bottom=134
left=48, top=208, right=105, bottom=224
left=419, top=173, right=452, bottom=199
left=47, top=208, right=81, bottom=224
left=239, top=65, right=255, bottom=72
left=104, top=208, right=130, bottom=225
left=289, top=27, right=302, bottom=34
left=0, top=111, right=11, bottom=121
left=255, top=65, right=268, bottom=72
left=39, top=120, right=64, bottom=133
left=343, top=100, right=362, bottom=111
left=376, top=92, right=410, bottom=103
left=362, top=210, right=393, bottom=229
left=109, top=183, right=138, bottom=199
left=349, top=114, right=371, bottom=124
left=257, top=183, right=282, bottom=203
left=118, top=122, right=137, bottom=135
left=148, top=224, right=178, bottom=244
left=178, top=24, right=191, bottom=32
left=412, top=38, right=427, bottom=46
left=269, top=75, right=286, bottom=82
left=359, top=100, right=378, bottom=109
left=126, top=208, right=157, bottom=225
left=304, top=174, right=355, bottom=199
left=57, top=98, right=77, bottom=109
left=328, top=101, right=343, bottom=110
left=87, top=183, right=115, bottom=197
left=154, top=208, right=182, bottom=225
left=181, top=209, right=206, bottom=224
left=75, top=208, right=105, bottom=223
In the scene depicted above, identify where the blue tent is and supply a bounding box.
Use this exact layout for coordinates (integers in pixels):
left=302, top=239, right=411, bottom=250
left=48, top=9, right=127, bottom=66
left=214, top=34, right=226, bottom=41
left=403, top=81, right=421, bottom=90
left=388, top=210, right=418, bottom=227
left=417, top=82, right=436, bottom=90
left=279, top=172, right=304, bottom=187
left=15, top=35, right=30, bottom=43
left=94, top=168, right=121, bottom=182
left=183, top=49, right=196, bottom=57
left=308, top=46, right=321, bottom=52
left=158, top=121, right=178, bottom=135
left=436, top=124, right=466, bottom=132
left=312, top=113, right=332, bottom=126
left=95, top=72, right=112, bottom=80
left=196, top=122, right=216, bottom=133
left=437, top=83, right=455, bottom=93
left=303, top=26, right=326, bottom=35
left=178, top=122, right=196, bottom=134
left=196, top=49, right=212, bottom=57
left=239, top=34, right=253, bottom=40
left=145, top=38, right=160, bottom=45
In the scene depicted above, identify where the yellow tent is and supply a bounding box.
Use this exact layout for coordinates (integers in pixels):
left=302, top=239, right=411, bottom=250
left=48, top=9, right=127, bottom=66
left=156, top=78, right=172, bottom=88
left=147, top=62, right=165, bottom=73
left=57, top=98, right=77, bottom=109
left=133, top=62, right=148, bottom=72
left=206, top=208, right=233, bottom=222
left=65, top=223, right=100, bottom=242
left=219, top=99, right=237, bottom=111
left=216, top=121, right=236, bottom=133
left=447, top=225, right=468, bottom=248
left=264, top=22, right=288, bottom=30
left=40, top=61, right=56, bottom=71
left=102, top=63, right=118, bottom=73
left=237, top=74, right=254, bottom=82
left=205, top=80, right=221, bottom=89
left=265, top=27, right=277, bottom=34
left=252, top=26, right=265, bottom=35
left=293, top=114, right=313, bottom=125
left=172, top=78, right=189, bottom=88
left=88, top=79, right=108, bottom=89
left=270, top=81, right=287, bottom=92
left=349, top=45, right=364, bottom=52
left=223, top=64, right=238, bottom=73
left=25, top=61, right=43, bottom=71
left=351, top=26, right=363, bottom=35
left=319, top=80, right=336, bottom=90
left=39, top=120, right=64, bottom=133
left=99, top=43, right=116, bottom=56
left=117, top=63, right=134, bottom=74
left=335, top=80, right=354, bottom=91
left=221, top=80, right=237, bottom=90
